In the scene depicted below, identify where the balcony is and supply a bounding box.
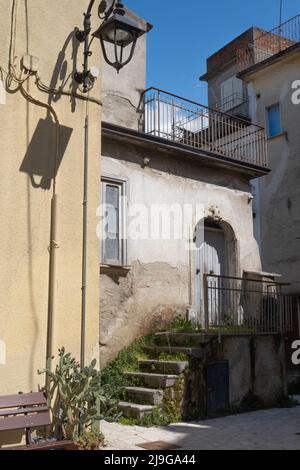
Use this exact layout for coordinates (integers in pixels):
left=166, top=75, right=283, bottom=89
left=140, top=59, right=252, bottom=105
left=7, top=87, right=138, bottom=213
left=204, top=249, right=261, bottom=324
left=139, top=88, right=267, bottom=169
left=213, top=92, right=250, bottom=119
left=203, top=274, right=293, bottom=334
left=237, top=14, right=300, bottom=73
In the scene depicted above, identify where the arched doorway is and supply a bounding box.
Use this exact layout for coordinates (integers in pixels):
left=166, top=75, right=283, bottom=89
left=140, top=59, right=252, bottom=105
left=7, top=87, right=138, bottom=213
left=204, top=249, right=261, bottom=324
left=194, top=218, right=238, bottom=326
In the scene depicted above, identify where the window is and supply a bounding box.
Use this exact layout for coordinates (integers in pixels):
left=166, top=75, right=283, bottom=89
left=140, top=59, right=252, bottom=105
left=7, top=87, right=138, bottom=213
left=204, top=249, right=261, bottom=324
left=101, top=177, right=127, bottom=266
left=220, top=76, right=244, bottom=111
left=266, top=104, right=282, bottom=138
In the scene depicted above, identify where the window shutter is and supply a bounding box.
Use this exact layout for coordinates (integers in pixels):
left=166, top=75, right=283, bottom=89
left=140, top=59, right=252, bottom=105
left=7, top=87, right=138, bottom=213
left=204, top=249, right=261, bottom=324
left=267, top=104, right=281, bottom=138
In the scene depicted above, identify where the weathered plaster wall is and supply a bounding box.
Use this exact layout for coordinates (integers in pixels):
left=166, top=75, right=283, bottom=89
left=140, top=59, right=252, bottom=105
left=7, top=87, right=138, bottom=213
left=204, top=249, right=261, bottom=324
left=101, top=12, right=149, bottom=130
left=100, top=139, right=262, bottom=365
left=0, top=1, right=101, bottom=396
left=217, top=335, right=286, bottom=405
left=247, top=50, right=300, bottom=292
left=101, top=261, right=188, bottom=365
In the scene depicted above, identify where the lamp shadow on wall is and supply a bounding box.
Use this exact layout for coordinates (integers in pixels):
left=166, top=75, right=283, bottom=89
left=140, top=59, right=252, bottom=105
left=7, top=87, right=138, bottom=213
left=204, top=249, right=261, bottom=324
left=19, top=116, right=73, bottom=190
left=19, top=28, right=80, bottom=189
left=46, top=29, right=80, bottom=113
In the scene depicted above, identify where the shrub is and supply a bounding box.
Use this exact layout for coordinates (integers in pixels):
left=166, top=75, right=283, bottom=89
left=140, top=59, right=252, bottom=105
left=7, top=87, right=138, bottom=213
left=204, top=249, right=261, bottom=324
left=39, top=348, right=120, bottom=439
left=75, top=430, right=105, bottom=450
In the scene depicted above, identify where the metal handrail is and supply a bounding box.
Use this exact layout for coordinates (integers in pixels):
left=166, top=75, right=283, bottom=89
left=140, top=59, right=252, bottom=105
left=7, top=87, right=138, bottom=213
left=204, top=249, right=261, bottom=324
left=139, top=87, right=268, bottom=168
left=141, top=87, right=265, bottom=129
left=237, top=13, right=300, bottom=72
left=214, top=92, right=249, bottom=112
left=204, top=273, right=290, bottom=286
left=203, top=273, right=293, bottom=334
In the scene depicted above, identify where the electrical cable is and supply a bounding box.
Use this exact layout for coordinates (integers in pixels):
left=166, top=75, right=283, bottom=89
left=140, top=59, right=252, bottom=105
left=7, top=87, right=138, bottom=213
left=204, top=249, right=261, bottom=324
left=35, top=75, right=102, bottom=107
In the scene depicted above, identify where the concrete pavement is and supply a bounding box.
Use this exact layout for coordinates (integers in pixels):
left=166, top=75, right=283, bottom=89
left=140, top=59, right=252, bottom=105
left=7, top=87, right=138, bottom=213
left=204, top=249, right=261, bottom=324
left=101, top=403, right=300, bottom=450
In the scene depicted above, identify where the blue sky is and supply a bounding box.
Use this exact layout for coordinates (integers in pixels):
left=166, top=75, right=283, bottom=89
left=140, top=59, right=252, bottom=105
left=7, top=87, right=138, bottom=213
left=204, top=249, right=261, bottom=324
left=125, top=0, right=300, bottom=105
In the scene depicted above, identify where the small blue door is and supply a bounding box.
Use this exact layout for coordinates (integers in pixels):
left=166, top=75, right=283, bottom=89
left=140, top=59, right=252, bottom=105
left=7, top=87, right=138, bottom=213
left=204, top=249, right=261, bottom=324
left=207, top=361, right=229, bottom=416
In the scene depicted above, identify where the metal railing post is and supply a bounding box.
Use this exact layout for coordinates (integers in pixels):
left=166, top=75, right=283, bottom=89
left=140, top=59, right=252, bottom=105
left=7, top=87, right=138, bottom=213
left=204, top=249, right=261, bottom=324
left=157, top=90, right=161, bottom=138
left=203, top=274, right=209, bottom=332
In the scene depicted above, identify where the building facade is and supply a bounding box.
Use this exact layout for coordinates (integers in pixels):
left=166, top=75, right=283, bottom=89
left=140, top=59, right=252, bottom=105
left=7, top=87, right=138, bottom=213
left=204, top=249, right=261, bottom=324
left=100, top=13, right=274, bottom=367
left=0, top=0, right=101, bottom=397
left=201, top=14, right=300, bottom=298
left=239, top=18, right=300, bottom=297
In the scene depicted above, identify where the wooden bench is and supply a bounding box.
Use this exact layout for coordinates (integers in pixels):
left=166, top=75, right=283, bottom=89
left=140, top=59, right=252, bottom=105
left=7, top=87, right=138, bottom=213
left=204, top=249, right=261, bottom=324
left=0, top=392, right=77, bottom=450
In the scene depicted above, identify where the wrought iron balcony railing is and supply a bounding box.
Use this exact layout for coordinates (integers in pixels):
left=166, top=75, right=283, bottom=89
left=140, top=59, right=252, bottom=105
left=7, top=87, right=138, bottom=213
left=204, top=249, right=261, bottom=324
left=237, top=14, right=300, bottom=72
left=213, top=92, right=249, bottom=114
left=203, top=274, right=293, bottom=334
left=140, top=88, right=267, bottom=168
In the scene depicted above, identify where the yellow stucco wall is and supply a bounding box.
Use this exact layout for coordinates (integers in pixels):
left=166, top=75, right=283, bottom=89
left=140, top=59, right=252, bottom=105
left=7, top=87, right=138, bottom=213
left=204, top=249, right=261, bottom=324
left=0, top=1, right=101, bottom=396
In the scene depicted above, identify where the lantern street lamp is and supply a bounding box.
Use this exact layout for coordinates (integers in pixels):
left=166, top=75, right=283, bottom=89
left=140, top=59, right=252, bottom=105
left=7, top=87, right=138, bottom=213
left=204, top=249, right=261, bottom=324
left=75, top=1, right=150, bottom=369
left=74, top=0, right=148, bottom=92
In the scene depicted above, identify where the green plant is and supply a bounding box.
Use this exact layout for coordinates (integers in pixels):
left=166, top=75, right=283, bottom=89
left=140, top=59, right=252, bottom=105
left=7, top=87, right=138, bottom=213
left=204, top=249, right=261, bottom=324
left=119, top=408, right=170, bottom=427
left=39, top=348, right=120, bottom=439
left=158, top=352, right=188, bottom=362
left=170, top=316, right=196, bottom=332
left=119, top=416, right=139, bottom=426
left=163, top=376, right=185, bottom=423
left=101, top=334, right=155, bottom=400
left=75, top=430, right=105, bottom=450
left=140, top=407, right=170, bottom=427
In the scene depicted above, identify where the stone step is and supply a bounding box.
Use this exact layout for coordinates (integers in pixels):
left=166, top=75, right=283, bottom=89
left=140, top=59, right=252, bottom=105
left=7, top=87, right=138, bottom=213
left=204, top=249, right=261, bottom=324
left=118, top=401, right=155, bottom=420
left=125, top=372, right=178, bottom=388
left=124, top=386, right=164, bottom=405
left=155, top=332, right=213, bottom=347
left=139, top=359, right=189, bottom=375
left=144, top=346, right=206, bottom=359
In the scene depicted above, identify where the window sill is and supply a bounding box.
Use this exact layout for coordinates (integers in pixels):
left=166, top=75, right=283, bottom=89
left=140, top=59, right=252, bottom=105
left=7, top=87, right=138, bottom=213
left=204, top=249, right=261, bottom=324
left=100, top=263, right=131, bottom=273
left=267, top=131, right=287, bottom=142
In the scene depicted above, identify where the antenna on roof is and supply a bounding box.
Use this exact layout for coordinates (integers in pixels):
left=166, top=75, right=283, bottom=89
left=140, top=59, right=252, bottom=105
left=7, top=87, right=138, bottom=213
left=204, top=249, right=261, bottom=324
left=279, top=0, right=283, bottom=30
left=278, top=0, right=283, bottom=51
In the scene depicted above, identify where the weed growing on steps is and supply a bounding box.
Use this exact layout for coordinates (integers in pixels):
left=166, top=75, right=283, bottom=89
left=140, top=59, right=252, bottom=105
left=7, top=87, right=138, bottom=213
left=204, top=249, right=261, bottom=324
left=163, top=376, right=186, bottom=423
left=118, top=375, right=187, bottom=427
left=101, top=334, right=156, bottom=400
left=119, top=407, right=170, bottom=427
left=158, top=352, right=189, bottom=362
left=170, top=316, right=198, bottom=332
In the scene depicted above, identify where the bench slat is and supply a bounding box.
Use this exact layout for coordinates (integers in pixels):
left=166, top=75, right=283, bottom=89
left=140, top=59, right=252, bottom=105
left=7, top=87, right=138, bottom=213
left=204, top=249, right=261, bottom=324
left=1, top=440, right=77, bottom=451
left=0, top=411, right=51, bottom=432
left=0, top=406, right=49, bottom=417
left=0, top=393, right=46, bottom=409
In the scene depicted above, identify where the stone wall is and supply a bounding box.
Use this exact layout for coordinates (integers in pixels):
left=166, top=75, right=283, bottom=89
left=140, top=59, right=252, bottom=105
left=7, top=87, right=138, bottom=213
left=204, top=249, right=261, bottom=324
left=216, top=335, right=286, bottom=405
left=182, top=334, right=286, bottom=419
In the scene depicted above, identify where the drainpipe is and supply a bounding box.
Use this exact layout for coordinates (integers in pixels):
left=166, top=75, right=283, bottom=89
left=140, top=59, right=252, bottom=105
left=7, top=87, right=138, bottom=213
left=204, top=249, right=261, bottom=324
left=188, top=226, right=192, bottom=307
left=80, top=108, right=89, bottom=369
left=46, top=194, right=57, bottom=379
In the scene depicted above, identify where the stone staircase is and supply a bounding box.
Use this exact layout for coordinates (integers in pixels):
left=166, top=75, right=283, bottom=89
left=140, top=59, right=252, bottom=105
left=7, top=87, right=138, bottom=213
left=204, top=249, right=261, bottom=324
left=119, top=332, right=214, bottom=422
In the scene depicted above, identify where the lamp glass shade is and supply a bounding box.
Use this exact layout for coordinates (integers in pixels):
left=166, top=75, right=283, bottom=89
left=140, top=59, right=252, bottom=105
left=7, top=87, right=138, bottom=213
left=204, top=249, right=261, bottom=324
left=92, top=13, right=146, bottom=48
left=106, top=26, right=132, bottom=44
